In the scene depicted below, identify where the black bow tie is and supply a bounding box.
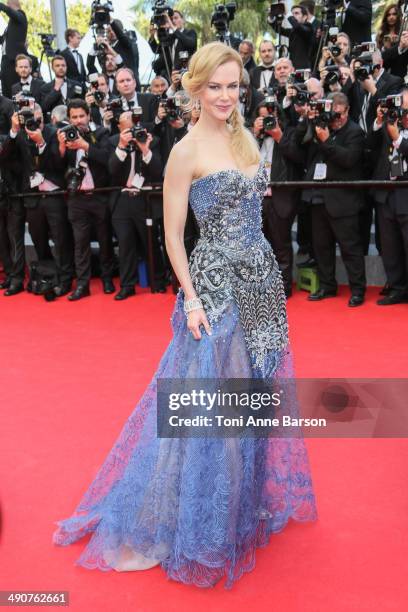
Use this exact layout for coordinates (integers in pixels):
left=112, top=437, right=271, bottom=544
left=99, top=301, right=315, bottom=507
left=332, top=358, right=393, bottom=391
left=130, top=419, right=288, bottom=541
left=259, top=66, right=273, bottom=72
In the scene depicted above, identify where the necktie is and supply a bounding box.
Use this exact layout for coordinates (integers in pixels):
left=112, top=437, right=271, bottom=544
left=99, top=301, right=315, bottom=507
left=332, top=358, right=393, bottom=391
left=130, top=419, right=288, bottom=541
left=73, top=50, right=81, bottom=72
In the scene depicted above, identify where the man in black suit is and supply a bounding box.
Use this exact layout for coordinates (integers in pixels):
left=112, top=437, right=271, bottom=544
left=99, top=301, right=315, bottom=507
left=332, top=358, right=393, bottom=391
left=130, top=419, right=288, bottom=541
left=12, top=103, right=74, bottom=296
left=250, top=40, right=276, bottom=92
left=149, top=9, right=197, bottom=81
left=11, top=54, right=43, bottom=104
left=382, top=31, right=408, bottom=79
left=253, top=102, right=303, bottom=298
left=297, top=92, right=367, bottom=306
left=239, top=40, right=257, bottom=74
left=0, top=0, right=27, bottom=98
left=341, top=0, right=372, bottom=46
left=87, top=49, right=122, bottom=96
left=299, top=0, right=321, bottom=68
left=349, top=50, right=404, bottom=134
left=271, top=4, right=313, bottom=69
left=365, top=90, right=408, bottom=305
left=0, top=92, right=13, bottom=134
left=57, top=99, right=115, bottom=300
left=239, top=70, right=264, bottom=128
left=106, top=18, right=140, bottom=89
left=104, top=67, right=158, bottom=134
left=0, top=111, right=25, bottom=294
left=85, top=73, right=110, bottom=127
left=60, top=29, right=87, bottom=86
left=40, top=56, right=85, bottom=118
left=108, top=112, right=164, bottom=299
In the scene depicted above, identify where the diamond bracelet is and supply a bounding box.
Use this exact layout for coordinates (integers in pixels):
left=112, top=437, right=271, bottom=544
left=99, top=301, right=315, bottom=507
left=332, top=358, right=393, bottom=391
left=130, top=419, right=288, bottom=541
left=183, top=296, right=203, bottom=315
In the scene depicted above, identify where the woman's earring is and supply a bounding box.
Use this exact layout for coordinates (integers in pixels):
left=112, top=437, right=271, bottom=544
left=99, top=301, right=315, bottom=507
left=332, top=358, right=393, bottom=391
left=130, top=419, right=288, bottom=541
left=195, top=99, right=201, bottom=111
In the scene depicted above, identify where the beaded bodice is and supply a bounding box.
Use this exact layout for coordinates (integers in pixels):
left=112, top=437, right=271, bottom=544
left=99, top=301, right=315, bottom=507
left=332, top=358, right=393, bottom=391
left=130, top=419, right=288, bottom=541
left=187, top=160, right=289, bottom=376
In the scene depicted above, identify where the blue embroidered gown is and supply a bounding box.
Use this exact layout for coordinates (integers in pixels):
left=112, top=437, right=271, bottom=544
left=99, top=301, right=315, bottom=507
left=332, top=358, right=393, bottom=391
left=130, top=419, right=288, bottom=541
left=53, top=161, right=318, bottom=589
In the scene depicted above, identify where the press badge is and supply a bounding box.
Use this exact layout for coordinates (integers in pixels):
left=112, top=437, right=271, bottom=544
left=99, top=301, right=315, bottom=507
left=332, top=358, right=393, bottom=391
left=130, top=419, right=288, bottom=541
left=132, top=173, right=145, bottom=189
left=30, top=172, right=45, bottom=188
left=313, top=163, right=327, bottom=181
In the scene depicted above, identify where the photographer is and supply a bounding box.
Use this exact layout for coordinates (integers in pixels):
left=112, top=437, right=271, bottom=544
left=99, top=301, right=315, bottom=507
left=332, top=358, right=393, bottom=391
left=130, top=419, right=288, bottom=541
left=104, top=68, right=158, bottom=135
left=0, top=0, right=28, bottom=98
left=11, top=54, right=43, bottom=104
left=341, top=0, right=372, bottom=46
left=317, top=31, right=351, bottom=74
left=57, top=99, right=115, bottom=301
left=86, top=73, right=110, bottom=126
left=382, top=30, right=408, bottom=80
left=250, top=40, right=276, bottom=92
left=297, top=92, right=367, bottom=306
left=365, top=90, right=408, bottom=305
left=61, top=29, right=87, bottom=86
left=253, top=98, right=303, bottom=298
left=149, top=7, right=197, bottom=80
left=106, top=18, right=140, bottom=88
left=40, top=56, right=85, bottom=118
left=349, top=49, right=403, bottom=134
left=239, top=40, right=256, bottom=74
left=108, top=111, right=165, bottom=299
left=12, top=103, right=74, bottom=297
left=270, top=4, right=313, bottom=69
left=272, top=57, right=294, bottom=104
left=0, top=113, right=25, bottom=294
left=238, top=69, right=264, bottom=127
left=149, top=75, right=169, bottom=97
left=153, top=95, right=188, bottom=166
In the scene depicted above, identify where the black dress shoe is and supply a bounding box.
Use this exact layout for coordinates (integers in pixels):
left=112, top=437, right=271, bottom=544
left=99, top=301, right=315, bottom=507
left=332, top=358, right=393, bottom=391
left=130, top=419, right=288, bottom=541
left=54, top=283, right=72, bottom=297
left=68, top=285, right=90, bottom=301
left=0, top=278, right=10, bottom=290
left=379, top=283, right=391, bottom=296
left=348, top=295, right=365, bottom=307
left=114, top=287, right=136, bottom=301
left=297, top=257, right=317, bottom=269
left=103, top=279, right=115, bottom=294
left=308, top=288, right=337, bottom=301
left=4, top=284, right=24, bottom=296
left=377, top=292, right=408, bottom=306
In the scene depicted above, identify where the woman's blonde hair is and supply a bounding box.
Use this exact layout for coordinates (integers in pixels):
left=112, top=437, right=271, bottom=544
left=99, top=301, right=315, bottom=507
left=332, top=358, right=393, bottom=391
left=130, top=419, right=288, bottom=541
left=181, top=41, right=260, bottom=166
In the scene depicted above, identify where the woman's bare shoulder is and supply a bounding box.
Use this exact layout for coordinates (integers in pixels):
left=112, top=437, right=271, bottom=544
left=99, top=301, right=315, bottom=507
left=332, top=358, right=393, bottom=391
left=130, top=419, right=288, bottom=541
left=169, top=135, right=198, bottom=167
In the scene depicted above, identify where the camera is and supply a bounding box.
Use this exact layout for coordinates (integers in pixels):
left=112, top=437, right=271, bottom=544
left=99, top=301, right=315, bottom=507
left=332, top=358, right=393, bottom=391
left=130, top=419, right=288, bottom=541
left=163, top=96, right=182, bottom=121
left=379, top=94, right=405, bottom=124
left=60, top=124, right=79, bottom=142
left=90, top=0, right=113, bottom=27
left=88, top=73, right=106, bottom=105
left=37, top=32, right=56, bottom=58
left=327, top=27, right=341, bottom=58
left=350, top=41, right=376, bottom=60
left=128, top=108, right=148, bottom=145
left=175, top=50, right=190, bottom=75
left=310, top=98, right=340, bottom=128
left=12, top=95, right=37, bottom=127
left=65, top=158, right=88, bottom=194
left=294, top=88, right=312, bottom=106
left=287, top=70, right=311, bottom=85
left=323, top=66, right=340, bottom=88
left=152, top=0, right=174, bottom=27
left=106, top=97, right=124, bottom=120
left=211, top=2, right=236, bottom=34
left=266, top=1, right=286, bottom=24
left=25, top=116, right=42, bottom=131
left=353, top=52, right=376, bottom=82
left=259, top=95, right=279, bottom=135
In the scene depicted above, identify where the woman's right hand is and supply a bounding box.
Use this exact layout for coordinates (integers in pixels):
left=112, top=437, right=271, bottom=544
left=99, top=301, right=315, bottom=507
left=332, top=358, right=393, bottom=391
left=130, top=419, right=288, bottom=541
left=187, top=308, right=212, bottom=340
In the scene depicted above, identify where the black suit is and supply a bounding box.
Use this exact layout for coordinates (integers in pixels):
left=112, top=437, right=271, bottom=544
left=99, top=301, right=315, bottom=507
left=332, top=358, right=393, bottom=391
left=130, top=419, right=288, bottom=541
left=250, top=66, right=276, bottom=92
left=150, top=28, right=197, bottom=79
left=341, top=0, right=372, bottom=46
left=0, top=132, right=25, bottom=285
left=61, top=47, right=87, bottom=85
left=108, top=93, right=159, bottom=135
left=40, top=78, right=85, bottom=117
left=61, top=126, right=114, bottom=286
left=11, top=77, right=44, bottom=104
left=261, top=125, right=303, bottom=294
left=366, top=124, right=408, bottom=294
left=0, top=3, right=27, bottom=97
left=110, top=20, right=140, bottom=89
left=349, top=70, right=404, bottom=134
left=108, top=135, right=165, bottom=289
left=278, top=17, right=313, bottom=69
left=382, top=46, right=408, bottom=80
left=15, top=126, right=74, bottom=285
left=0, top=94, right=13, bottom=135
left=297, top=118, right=367, bottom=295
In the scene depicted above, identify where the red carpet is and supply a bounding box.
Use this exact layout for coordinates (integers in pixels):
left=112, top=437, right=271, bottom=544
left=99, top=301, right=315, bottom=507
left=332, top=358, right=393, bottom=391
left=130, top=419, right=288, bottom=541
left=1, top=282, right=407, bottom=611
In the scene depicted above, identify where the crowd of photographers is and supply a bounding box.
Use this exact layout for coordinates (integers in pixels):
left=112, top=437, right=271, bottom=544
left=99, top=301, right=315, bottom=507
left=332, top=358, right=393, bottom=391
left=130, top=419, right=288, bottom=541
left=0, top=0, right=408, bottom=306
